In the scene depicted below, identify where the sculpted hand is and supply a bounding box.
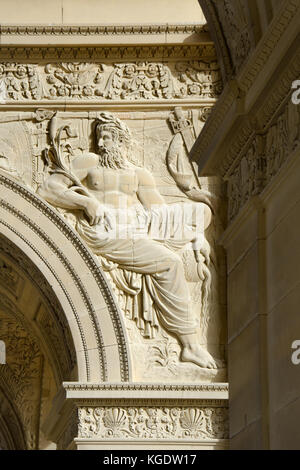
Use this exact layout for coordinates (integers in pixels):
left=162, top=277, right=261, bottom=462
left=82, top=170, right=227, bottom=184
left=84, top=198, right=112, bottom=229
left=84, top=198, right=102, bottom=225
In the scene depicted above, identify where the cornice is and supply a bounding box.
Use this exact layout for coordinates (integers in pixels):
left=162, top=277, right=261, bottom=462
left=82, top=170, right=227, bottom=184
left=0, top=23, right=209, bottom=36
left=63, top=382, right=228, bottom=392
left=238, top=0, right=299, bottom=94
left=0, top=44, right=216, bottom=62
left=62, top=382, right=229, bottom=401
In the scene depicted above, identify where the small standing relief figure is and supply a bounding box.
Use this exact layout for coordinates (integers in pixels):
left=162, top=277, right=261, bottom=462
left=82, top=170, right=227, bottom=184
left=38, top=111, right=222, bottom=369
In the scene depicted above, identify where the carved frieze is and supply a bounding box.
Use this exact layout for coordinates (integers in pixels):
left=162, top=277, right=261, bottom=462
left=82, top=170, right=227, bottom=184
left=44, top=63, right=104, bottom=100
left=78, top=405, right=228, bottom=440
left=227, top=100, right=300, bottom=220
left=0, top=44, right=216, bottom=62
left=0, top=60, right=222, bottom=101
left=0, top=63, right=41, bottom=100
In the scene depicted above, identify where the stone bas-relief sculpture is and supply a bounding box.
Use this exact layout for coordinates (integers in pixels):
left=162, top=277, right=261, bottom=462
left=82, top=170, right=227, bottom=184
left=36, top=111, right=224, bottom=375
left=0, top=59, right=222, bottom=102
left=0, top=108, right=225, bottom=383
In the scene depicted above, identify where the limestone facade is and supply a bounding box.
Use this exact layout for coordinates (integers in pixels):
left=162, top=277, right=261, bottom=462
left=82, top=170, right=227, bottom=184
left=0, top=0, right=298, bottom=451
left=196, top=0, right=300, bottom=450
left=0, top=0, right=228, bottom=450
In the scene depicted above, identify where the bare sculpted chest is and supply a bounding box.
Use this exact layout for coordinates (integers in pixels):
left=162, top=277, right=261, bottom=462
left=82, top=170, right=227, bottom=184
left=86, top=167, right=139, bottom=206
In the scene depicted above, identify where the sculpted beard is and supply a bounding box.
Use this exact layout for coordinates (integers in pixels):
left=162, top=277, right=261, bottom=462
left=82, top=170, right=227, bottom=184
left=97, top=143, right=129, bottom=170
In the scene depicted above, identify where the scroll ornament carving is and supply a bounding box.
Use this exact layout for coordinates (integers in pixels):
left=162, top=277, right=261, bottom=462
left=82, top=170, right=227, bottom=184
left=227, top=100, right=300, bottom=220
left=99, top=61, right=222, bottom=101
left=0, top=60, right=222, bottom=101
left=0, top=63, right=41, bottom=100
left=78, top=406, right=228, bottom=440
left=45, top=63, right=104, bottom=99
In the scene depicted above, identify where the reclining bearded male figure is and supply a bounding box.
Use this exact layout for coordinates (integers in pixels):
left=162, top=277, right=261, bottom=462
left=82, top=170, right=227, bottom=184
left=38, top=113, right=222, bottom=369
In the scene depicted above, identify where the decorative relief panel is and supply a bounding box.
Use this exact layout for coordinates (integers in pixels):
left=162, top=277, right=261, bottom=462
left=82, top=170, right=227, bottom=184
left=0, top=106, right=226, bottom=383
left=227, top=99, right=300, bottom=220
left=0, top=63, right=42, bottom=100
left=0, top=60, right=222, bottom=102
left=44, top=63, right=104, bottom=100
left=0, top=32, right=225, bottom=386
left=78, top=406, right=228, bottom=441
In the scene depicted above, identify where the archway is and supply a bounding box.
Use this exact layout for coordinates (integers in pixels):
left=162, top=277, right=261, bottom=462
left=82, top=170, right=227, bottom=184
left=0, top=170, right=132, bottom=448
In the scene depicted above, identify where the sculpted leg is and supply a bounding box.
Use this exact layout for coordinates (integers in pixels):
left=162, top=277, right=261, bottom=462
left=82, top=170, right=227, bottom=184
left=76, top=221, right=222, bottom=368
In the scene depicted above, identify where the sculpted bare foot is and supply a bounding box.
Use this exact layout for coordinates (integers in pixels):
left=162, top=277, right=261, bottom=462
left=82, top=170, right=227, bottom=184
left=181, top=345, right=224, bottom=369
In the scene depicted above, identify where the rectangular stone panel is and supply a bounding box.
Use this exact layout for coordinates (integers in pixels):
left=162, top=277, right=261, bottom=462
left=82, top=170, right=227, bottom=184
left=268, top=285, right=300, bottom=414
left=228, top=243, right=259, bottom=341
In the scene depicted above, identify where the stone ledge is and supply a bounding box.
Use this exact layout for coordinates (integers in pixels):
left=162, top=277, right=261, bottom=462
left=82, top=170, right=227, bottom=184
left=63, top=381, right=229, bottom=400
left=0, top=23, right=211, bottom=46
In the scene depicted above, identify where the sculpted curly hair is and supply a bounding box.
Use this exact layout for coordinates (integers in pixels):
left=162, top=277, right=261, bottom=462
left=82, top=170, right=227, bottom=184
left=95, top=112, right=131, bottom=147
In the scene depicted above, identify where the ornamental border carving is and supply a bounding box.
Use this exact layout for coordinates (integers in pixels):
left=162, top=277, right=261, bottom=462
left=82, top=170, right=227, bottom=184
left=76, top=405, right=229, bottom=441
left=63, top=382, right=229, bottom=393
left=0, top=23, right=209, bottom=36
left=0, top=45, right=216, bottom=62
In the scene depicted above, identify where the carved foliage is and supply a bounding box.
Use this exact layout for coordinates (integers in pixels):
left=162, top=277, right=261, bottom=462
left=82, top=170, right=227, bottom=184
left=45, top=62, right=104, bottom=99
left=78, top=406, right=228, bottom=440
left=0, top=60, right=222, bottom=101
left=0, top=63, right=41, bottom=100
left=100, top=61, right=222, bottom=100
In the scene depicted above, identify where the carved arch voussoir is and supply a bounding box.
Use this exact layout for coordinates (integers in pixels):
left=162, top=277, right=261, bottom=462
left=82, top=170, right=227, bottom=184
left=0, top=171, right=131, bottom=383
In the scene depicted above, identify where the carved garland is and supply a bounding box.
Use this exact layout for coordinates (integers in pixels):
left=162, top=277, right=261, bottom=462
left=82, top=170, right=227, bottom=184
left=0, top=60, right=222, bottom=101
